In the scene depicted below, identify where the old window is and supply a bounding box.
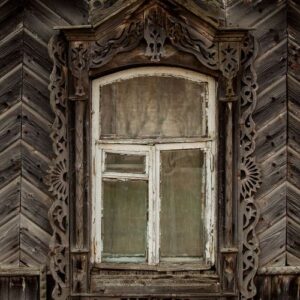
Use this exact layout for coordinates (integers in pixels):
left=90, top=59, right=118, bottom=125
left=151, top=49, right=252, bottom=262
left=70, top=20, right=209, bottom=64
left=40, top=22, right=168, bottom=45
left=91, top=67, right=216, bottom=267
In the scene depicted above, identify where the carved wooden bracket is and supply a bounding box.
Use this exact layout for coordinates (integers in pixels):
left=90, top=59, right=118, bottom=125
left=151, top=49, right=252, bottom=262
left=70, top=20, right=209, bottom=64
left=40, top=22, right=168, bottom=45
left=47, top=2, right=261, bottom=299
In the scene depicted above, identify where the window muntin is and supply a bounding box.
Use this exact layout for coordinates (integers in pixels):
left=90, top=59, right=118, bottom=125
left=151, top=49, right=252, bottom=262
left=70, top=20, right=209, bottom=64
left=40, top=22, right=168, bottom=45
left=92, top=67, right=216, bottom=267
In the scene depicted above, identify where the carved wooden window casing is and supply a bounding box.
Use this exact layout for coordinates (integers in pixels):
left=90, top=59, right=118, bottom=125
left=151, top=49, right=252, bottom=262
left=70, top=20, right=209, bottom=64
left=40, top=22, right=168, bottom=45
left=48, top=1, right=261, bottom=299
left=91, top=68, right=217, bottom=267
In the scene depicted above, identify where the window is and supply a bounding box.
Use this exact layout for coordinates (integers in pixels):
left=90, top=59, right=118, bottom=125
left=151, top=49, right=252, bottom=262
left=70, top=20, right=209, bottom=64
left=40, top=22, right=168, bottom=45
left=91, top=67, right=216, bottom=267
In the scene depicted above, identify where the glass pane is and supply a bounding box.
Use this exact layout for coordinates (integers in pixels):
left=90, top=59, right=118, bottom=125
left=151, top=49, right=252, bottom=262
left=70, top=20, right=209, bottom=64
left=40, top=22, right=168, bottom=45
left=105, top=152, right=146, bottom=174
left=160, top=149, right=205, bottom=259
left=102, top=179, right=148, bottom=261
left=100, top=76, right=207, bottom=138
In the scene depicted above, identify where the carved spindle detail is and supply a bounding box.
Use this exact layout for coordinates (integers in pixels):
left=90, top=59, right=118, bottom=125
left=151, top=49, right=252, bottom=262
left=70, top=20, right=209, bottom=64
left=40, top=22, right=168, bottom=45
left=75, top=101, right=86, bottom=249
left=225, top=102, right=233, bottom=247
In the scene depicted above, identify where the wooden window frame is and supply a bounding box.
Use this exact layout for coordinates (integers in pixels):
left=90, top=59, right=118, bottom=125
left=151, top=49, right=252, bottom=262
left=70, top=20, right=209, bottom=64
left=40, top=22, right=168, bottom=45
left=47, top=2, right=261, bottom=299
left=91, top=67, right=217, bottom=267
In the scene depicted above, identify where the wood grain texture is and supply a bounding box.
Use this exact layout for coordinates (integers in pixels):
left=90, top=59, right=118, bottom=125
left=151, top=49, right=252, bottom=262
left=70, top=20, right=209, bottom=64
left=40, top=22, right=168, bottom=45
left=254, top=274, right=300, bottom=300
left=0, top=276, right=39, bottom=300
left=227, top=0, right=288, bottom=268
left=0, top=0, right=88, bottom=270
left=287, top=0, right=300, bottom=266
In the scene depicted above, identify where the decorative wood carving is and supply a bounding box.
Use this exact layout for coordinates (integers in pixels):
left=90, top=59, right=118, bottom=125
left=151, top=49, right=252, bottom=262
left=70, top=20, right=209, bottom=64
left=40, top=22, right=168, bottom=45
left=91, top=20, right=143, bottom=67
left=48, top=3, right=261, bottom=299
left=90, top=6, right=219, bottom=70
left=69, top=42, right=89, bottom=99
left=166, top=15, right=218, bottom=70
left=219, top=42, right=240, bottom=102
left=48, top=34, right=69, bottom=300
left=144, top=6, right=167, bottom=62
left=239, top=35, right=261, bottom=300
left=221, top=249, right=237, bottom=294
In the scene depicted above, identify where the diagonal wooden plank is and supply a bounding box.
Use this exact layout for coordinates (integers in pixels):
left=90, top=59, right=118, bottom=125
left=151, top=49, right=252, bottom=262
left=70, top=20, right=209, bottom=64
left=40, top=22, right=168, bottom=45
left=256, top=182, right=286, bottom=235
left=256, top=147, right=286, bottom=199
left=0, top=102, right=22, bottom=153
left=21, top=103, right=52, bottom=159
left=21, top=140, right=51, bottom=198
left=287, top=217, right=300, bottom=264
left=255, top=113, right=287, bottom=163
left=0, top=177, right=20, bottom=228
left=21, top=177, right=52, bottom=234
left=258, top=217, right=286, bottom=267
left=254, top=76, right=286, bottom=130
left=0, top=141, right=21, bottom=191
left=22, top=66, right=53, bottom=123
left=20, top=215, right=51, bottom=266
left=0, top=64, right=22, bottom=115
left=0, top=215, right=20, bottom=266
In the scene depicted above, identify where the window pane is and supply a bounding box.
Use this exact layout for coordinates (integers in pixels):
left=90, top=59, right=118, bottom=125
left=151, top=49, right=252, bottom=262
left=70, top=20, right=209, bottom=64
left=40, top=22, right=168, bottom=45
left=160, top=149, right=205, bottom=259
left=100, top=76, right=207, bottom=138
left=105, top=152, right=146, bottom=174
left=102, top=179, right=148, bottom=261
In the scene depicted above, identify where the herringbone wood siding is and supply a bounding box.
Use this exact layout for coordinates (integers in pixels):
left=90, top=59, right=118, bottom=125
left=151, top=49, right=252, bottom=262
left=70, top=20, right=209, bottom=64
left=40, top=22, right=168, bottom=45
left=0, top=0, right=88, bottom=267
left=228, top=0, right=288, bottom=268
left=287, top=0, right=300, bottom=266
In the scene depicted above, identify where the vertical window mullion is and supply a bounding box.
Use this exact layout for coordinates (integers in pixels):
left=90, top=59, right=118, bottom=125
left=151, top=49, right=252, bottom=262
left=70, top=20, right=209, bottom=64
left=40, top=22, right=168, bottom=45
left=204, top=143, right=215, bottom=266
left=155, top=146, right=161, bottom=264
left=148, top=146, right=160, bottom=265
left=93, top=146, right=103, bottom=263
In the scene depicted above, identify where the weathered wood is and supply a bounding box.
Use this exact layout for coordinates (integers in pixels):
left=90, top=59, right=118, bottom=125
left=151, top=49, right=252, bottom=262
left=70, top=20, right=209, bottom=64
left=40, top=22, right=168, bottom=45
left=0, top=64, right=22, bottom=115
left=254, top=274, right=300, bottom=300
left=0, top=103, right=22, bottom=153
left=287, top=0, right=300, bottom=267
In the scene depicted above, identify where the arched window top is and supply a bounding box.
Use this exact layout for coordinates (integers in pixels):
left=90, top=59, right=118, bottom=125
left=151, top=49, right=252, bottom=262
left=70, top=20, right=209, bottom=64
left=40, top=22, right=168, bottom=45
left=92, top=67, right=216, bottom=141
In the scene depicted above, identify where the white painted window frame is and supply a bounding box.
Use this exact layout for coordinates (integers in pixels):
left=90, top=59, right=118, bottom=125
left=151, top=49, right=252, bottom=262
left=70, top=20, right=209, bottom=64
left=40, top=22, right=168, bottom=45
left=91, top=67, right=217, bottom=267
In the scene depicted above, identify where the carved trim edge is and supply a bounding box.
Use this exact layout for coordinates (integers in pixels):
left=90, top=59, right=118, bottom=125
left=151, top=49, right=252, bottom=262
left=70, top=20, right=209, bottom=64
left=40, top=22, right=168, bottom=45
left=239, top=34, right=261, bottom=300
left=48, top=34, right=69, bottom=300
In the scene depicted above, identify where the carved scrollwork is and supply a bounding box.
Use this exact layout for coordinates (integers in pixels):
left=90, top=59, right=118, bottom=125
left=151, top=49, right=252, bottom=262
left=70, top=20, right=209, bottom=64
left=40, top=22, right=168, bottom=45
left=91, top=20, right=143, bottom=67
left=48, top=34, right=69, bottom=300
left=90, top=5, right=218, bottom=70
left=239, top=35, right=261, bottom=300
left=166, top=15, right=218, bottom=69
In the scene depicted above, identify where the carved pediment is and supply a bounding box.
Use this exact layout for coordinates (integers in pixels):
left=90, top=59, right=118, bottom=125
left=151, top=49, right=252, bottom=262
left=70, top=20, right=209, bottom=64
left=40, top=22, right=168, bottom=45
left=62, top=1, right=248, bottom=102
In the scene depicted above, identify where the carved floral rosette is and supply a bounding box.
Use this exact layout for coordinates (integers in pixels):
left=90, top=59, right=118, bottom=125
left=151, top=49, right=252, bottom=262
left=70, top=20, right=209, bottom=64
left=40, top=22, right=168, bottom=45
left=239, top=35, right=261, bottom=299
left=48, top=34, right=69, bottom=300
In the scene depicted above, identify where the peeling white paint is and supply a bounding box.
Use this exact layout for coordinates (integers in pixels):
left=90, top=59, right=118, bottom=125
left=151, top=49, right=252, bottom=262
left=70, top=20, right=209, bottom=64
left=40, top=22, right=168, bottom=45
left=91, top=67, right=217, bottom=266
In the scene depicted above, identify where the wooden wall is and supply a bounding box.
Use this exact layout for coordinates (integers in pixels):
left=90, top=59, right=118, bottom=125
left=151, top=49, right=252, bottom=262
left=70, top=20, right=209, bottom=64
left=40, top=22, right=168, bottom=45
left=0, top=0, right=88, bottom=267
left=0, top=276, right=39, bottom=299
left=0, top=0, right=299, bottom=299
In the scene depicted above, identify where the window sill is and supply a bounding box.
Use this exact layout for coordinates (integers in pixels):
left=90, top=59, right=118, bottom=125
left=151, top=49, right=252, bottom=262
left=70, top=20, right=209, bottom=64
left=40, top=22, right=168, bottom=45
left=93, top=261, right=213, bottom=272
